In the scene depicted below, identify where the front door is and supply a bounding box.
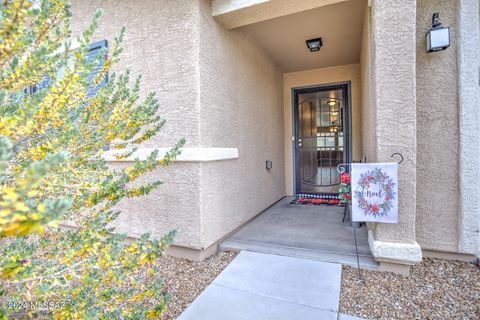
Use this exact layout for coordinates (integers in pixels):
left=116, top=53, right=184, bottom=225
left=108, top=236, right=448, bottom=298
left=294, top=83, right=351, bottom=195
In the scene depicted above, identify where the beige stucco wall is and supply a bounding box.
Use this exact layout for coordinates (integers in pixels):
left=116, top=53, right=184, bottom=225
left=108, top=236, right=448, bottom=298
left=72, top=1, right=201, bottom=148
left=71, top=0, right=204, bottom=248
left=359, top=0, right=475, bottom=263
left=364, top=0, right=423, bottom=268
left=72, top=0, right=286, bottom=252
left=369, top=0, right=417, bottom=247
left=283, top=64, right=362, bottom=196
left=457, top=0, right=480, bottom=256
left=415, top=0, right=460, bottom=252
left=360, top=6, right=376, bottom=164
left=198, top=0, right=285, bottom=248
left=67, top=0, right=478, bottom=262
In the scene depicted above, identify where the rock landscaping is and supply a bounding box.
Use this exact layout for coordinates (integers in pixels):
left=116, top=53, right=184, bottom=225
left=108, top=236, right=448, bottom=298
left=159, top=251, right=238, bottom=320
left=340, top=258, right=480, bottom=320
left=156, top=252, right=479, bottom=320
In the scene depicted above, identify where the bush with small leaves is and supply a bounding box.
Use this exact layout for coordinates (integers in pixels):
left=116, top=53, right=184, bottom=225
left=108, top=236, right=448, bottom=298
left=0, top=1, right=184, bottom=318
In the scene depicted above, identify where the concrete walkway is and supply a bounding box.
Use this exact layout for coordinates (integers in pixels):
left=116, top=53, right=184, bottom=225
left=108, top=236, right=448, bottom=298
left=178, top=251, right=366, bottom=320
left=220, top=197, right=378, bottom=269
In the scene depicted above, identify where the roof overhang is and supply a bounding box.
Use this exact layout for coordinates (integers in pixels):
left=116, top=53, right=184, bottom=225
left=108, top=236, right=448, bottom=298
left=212, top=0, right=350, bottom=29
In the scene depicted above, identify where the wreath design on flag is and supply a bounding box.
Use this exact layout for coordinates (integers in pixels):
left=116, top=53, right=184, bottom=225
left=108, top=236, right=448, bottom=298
left=356, top=168, right=396, bottom=217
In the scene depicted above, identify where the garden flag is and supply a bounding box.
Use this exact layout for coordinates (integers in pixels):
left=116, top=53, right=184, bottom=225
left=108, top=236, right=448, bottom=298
left=351, top=163, right=398, bottom=223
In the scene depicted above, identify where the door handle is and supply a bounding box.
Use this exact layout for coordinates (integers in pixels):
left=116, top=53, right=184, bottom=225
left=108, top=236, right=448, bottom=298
left=298, top=138, right=302, bottom=147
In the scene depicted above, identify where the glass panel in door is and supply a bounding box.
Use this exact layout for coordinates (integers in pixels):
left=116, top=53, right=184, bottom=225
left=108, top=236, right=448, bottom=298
left=297, top=88, right=345, bottom=194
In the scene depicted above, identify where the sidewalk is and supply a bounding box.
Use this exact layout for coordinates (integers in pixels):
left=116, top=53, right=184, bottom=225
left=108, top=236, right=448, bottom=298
left=178, top=251, right=366, bottom=320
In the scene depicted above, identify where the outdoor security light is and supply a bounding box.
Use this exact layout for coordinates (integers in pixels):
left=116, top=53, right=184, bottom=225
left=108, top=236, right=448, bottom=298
left=306, top=38, right=322, bottom=52
left=426, top=13, right=450, bottom=53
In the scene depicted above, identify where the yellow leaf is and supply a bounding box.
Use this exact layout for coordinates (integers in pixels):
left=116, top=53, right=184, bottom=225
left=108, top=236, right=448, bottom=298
left=3, top=188, right=18, bottom=201
left=38, top=203, right=46, bottom=213
left=14, top=201, right=29, bottom=212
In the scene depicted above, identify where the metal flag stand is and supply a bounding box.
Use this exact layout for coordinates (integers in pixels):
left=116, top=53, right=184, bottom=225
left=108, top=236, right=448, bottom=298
left=336, top=153, right=404, bottom=283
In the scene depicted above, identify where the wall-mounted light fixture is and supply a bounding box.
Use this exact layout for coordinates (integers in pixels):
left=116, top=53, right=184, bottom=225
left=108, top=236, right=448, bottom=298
left=306, top=38, right=322, bottom=52
left=426, top=13, right=450, bottom=53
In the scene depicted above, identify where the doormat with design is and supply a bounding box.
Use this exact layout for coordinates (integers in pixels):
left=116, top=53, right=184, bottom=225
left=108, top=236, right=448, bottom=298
left=290, top=194, right=342, bottom=206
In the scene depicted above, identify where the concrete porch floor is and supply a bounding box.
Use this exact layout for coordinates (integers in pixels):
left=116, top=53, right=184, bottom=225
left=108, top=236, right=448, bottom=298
left=220, top=197, right=378, bottom=269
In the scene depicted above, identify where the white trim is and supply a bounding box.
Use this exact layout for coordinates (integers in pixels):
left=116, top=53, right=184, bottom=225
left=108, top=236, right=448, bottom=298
left=103, top=147, right=239, bottom=162
left=368, top=230, right=422, bottom=265
left=212, top=0, right=268, bottom=16
left=457, top=0, right=480, bottom=255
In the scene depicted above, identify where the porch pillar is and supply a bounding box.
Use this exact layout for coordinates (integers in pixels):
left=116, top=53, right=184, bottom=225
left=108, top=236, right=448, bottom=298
left=368, top=0, right=422, bottom=274
left=457, top=0, right=480, bottom=255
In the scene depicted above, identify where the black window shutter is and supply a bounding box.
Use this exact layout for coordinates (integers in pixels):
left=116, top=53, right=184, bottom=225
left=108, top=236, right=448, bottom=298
left=17, top=40, right=108, bottom=98
left=86, top=39, right=108, bottom=97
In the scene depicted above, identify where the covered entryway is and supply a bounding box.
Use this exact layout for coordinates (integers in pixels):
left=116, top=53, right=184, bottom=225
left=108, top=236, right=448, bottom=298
left=210, top=0, right=422, bottom=273
left=233, top=0, right=367, bottom=197
left=217, top=0, right=375, bottom=267
left=220, top=198, right=377, bottom=269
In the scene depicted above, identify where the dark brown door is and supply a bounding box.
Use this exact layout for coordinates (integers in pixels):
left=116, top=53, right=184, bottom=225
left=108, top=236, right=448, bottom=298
left=295, top=84, right=351, bottom=195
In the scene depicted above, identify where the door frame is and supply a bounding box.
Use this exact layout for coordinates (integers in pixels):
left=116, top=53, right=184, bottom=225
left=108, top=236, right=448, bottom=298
left=291, top=81, right=352, bottom=195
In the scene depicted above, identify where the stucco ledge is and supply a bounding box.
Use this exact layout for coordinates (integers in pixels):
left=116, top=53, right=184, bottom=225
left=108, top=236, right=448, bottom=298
left=103, top=147, right=239, bottom=162
left=368, top=230, right=422, bottom=265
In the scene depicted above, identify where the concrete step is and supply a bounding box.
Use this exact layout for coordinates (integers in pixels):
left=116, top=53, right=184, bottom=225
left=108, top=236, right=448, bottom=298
left=220, top=239, right=379, bottom=270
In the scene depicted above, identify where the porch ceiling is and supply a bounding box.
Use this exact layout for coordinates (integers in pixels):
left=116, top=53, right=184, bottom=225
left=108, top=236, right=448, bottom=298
left=239, top=0, right=367, bottom=73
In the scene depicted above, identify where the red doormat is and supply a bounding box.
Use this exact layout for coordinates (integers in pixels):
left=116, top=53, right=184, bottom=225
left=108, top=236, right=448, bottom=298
left=290, top=196, right=341, bottom=206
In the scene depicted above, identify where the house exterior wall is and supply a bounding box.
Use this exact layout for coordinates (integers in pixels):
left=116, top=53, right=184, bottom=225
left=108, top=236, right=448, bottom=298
left=415, top=0, right=460, bottom=253
left=72, top=0, right=286, bottom=253
left=363, top=0, right=479, bottom=268
left=72, top=0, right=202, bottom=148
left=283, top=64, right=362, bottom=196
left=71, top=0, right=204, bottom=249
left=198, top=0, right=285, bottom=248
left=360, top=6, right=375, bottom=165
left=457, top=0, right=480, bottom=255
left=366, top=0, right=422, bottom=270
left=370, top=0, right=418, bottom=245
left=72, top=0, right=480, bottom=264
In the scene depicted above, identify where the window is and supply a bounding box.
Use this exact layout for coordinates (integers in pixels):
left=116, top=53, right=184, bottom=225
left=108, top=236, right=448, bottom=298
left=85, top=40, right=108, bottom=97
left=23, top=40, right=108, bottom=96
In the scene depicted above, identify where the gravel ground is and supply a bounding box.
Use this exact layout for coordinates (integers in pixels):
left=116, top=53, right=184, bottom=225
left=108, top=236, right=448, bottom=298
left=340, top=258, right=480, bottom=320
left=158, top=250, right=238, bottom=320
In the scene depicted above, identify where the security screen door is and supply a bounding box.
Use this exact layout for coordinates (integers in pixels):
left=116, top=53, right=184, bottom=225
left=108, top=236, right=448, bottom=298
left=294, top=84, right=351, bottom=195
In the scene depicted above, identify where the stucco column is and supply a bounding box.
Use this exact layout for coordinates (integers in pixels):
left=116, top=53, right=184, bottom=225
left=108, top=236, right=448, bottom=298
left=457, top=0, right=480, bottom=256
left=367, top=0, right=422, bottom=271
